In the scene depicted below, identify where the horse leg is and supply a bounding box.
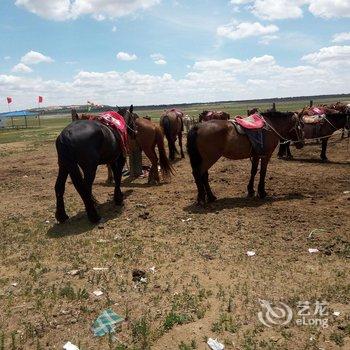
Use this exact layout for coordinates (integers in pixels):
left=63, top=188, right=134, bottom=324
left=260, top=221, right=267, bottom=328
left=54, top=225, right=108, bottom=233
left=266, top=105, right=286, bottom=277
left=257, top=156, right=270, bottom=199
left=178, top=132, right=185, bottom=158
left=55, top=165, right=69, bottom=223
left=106, top=164, right=114, bottom=184
left=143, top=147, right=159, bottom=185
left=110, top=155, right=126, bottom=205
left=277, top=142, right=285, bottom=159
left=202, top=171, right=216, bottom=202
left=168, top=140, right=175, bottom=161
left=247, top=156, right=259, bottom=197
left=320, top=138, right=329, bottom=162
left=80, top=164, right=101, bottom=222
left=285, top=142, right=293, bottom=160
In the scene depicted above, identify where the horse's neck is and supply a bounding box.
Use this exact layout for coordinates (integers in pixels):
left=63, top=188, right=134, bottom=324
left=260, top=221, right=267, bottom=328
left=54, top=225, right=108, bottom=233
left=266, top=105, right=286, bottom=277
left=327, top=114, right=347, bottom=129
left=265, top=115, right=293, bottom=137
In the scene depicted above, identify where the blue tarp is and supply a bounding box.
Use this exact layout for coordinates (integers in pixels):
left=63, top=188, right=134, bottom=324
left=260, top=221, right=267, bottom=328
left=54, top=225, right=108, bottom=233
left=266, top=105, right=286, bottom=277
left=0, top=110, right=37, bottom=118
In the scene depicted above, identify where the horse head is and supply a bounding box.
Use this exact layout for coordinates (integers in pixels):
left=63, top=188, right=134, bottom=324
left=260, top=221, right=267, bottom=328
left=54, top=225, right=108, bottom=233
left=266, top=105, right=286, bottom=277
left=118, top=105, right=138, bottom=138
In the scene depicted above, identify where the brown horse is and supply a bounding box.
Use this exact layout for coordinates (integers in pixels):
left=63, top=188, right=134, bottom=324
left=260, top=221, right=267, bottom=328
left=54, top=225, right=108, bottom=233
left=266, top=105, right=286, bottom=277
left=108, top=113, right=174, bottom=184
left=199, top=110, right=230, bottom=122
left=187, top=111, right=304, bottom=205
left=160, top=108, right=184, bottom=160
left=278, top=110, right=350, bottom=161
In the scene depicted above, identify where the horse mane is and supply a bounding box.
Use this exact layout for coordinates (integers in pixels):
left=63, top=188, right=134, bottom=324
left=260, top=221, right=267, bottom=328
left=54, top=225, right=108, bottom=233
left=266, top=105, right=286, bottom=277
left=261, top=110, right=295, bottom=118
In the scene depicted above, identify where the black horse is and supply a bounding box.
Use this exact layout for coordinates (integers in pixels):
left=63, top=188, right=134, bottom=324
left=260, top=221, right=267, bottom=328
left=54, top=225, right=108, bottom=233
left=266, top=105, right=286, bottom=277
left=55, top=105, right=136, bottom=223
left=278, top=113, right=350, bottom=161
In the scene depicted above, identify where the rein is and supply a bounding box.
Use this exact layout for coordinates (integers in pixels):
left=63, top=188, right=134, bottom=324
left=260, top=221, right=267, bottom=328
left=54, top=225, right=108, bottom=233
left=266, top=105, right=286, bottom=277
left=262, top=116, right=303, bottom=144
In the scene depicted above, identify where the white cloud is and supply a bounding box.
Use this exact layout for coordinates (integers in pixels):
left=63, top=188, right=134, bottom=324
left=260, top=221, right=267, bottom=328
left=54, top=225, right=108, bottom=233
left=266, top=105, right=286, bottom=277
left=11, top=63, right=33, bottom=73
left=252, top=0, right=304, bottom=20
left=116, top=52, right=137, bottom=61
left=21, top=50, right=54, bottom=65
left=4, top=56, right=11, bottom=60
left=332, top=32, right=350, bottom=43
left=302, top=45, right=350, bottom=66
left=112, top=25, right=117, bottom=32
left=151, top=53, right=167, bottom=65
left=1, top=50, right=349, bottom=111
left=308, top=0, right=350, bottom=18
left=231, top=0, right=350, bottom=20
left=259, top=34, right=279, bottom=45
left=217, top=21, right=278, bottom=40
left=15, top=0, right=160, bottom=21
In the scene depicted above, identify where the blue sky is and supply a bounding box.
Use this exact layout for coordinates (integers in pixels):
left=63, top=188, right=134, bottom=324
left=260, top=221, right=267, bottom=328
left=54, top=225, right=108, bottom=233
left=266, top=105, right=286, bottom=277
left=0, top=0, right=349, bottom=111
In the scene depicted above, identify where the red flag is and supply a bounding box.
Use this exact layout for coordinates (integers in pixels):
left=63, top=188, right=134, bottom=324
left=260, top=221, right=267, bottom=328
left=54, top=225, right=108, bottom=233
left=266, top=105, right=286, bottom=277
left=7, top=97, right=12, bottom=104
left=38, top=96, right=43, bottom=103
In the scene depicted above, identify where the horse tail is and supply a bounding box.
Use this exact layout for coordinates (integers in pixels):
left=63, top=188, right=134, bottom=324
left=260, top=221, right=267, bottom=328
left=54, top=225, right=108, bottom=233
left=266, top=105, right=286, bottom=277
left=155, top=126, right=174, bottom=178
left=187, top=125, right=202, bottom=176
left=161, top=115, right=175, bottom=160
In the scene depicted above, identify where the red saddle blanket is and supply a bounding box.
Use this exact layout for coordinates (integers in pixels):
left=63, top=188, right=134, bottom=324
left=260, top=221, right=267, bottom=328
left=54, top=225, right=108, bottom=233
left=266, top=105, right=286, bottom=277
left=98, top=111, right=128, bottom=154
left=308, top=107, right=326, bottom=116
left=235, top=113, right=265, bottom=129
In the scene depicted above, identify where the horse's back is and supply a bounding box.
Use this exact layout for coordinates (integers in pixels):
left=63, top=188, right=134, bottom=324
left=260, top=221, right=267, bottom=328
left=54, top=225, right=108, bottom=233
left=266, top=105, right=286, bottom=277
left=57, top=120, right=119, bottom=165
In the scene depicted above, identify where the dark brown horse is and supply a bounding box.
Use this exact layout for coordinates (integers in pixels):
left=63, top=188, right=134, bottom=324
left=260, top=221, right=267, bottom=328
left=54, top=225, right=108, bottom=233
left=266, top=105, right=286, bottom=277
left=107, top=113, right=174, bottom=184
left=160, top=108, right=184, bottom=160
left=278, top=109, right=350, bottom=161
left=199, top=110, right=230, bottom=122
left=187, top=111, right=304, bottom=205
left=55, top=106, right=135, bottom=223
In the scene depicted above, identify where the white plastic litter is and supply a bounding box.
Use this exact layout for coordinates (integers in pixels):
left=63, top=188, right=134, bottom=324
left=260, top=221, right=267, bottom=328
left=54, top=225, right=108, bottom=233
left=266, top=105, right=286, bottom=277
left=149, top=266, right=156, bottom=274
left=343, top=191, right=350, bottom=194
left=207, top=338, right=224, bottom=350
left=246, top=251, right=256, bottom=257
left=93, top=290, right=104, bottom=297
left=181, top=218, right=192, bottom=222
left=308, top=248, right=319, bottom=254
left=140, top=277, right=147, bottom=283
left=63, top=341, right=79, bottom=350
left=67, top=270, right=79, bottom=276
left=11, top=282, right=18, bottom=287
left=333, top=311, right=340, bottom=316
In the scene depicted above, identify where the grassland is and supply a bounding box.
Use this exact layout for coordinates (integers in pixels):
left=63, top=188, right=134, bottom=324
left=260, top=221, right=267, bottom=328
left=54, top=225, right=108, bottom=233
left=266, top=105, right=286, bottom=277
left=1, top=96, right=349, bottom=145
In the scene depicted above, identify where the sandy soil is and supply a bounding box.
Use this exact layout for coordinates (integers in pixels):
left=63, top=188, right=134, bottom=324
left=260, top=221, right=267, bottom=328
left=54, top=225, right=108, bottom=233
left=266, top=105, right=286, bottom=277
left=0, top=135, right=349, bottom=349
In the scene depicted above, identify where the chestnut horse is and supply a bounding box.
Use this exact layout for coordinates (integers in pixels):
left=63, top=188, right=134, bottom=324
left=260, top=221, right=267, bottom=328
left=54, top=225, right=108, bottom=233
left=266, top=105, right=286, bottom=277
left=187, top=111, right=304, bottom=205
left=107, top=113, right=174, bottom=184
left=278, top=106, right=350, bottom=161
left=160, top=109, right=184, bottom=160
left=199, top=110, right=230, bottom=122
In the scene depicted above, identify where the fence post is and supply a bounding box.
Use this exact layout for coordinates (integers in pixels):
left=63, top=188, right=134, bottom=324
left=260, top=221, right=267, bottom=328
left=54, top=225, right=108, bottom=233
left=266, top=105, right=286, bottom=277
left=272, top=102, right=276, bottom=111
left=309, top=100, right=313, bottom=107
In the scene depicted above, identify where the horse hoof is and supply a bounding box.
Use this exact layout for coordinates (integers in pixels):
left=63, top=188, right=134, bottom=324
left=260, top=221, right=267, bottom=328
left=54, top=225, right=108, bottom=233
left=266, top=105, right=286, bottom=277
left=207, top=195, right=217, bottom=203
left=56, top=212, right=69, bottom=223
left=196, top=198, right=206, bottom=206
left=247, top=190, right=255, bottom=198
left=114, top=195, right=124, bottom=206
left=181, top=154, right=185, bottom=159
left=258, top=191, right=267, bottom=199
left=321, top=158, right=328, bottom=163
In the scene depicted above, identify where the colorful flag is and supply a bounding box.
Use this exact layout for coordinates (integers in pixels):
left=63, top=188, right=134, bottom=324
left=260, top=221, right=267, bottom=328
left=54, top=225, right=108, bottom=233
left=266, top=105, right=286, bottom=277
left=38, top=96, right=43, bottom=103
left=7, top=97, right=12, bottom=104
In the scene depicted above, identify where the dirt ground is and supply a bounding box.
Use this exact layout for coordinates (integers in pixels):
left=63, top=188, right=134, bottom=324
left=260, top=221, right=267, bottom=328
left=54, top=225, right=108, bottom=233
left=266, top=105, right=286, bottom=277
left=0, top=134, right=349, bottom=350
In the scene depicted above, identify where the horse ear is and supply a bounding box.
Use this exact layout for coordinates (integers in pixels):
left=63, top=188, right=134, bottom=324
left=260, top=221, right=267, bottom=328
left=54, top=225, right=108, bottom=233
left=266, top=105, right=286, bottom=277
left=129, top=105, right=134, bottom=113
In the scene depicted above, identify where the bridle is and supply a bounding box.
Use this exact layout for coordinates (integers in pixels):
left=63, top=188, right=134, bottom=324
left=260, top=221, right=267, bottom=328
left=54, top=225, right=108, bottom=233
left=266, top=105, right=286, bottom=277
left=263, top=113, right=304, bottom=144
